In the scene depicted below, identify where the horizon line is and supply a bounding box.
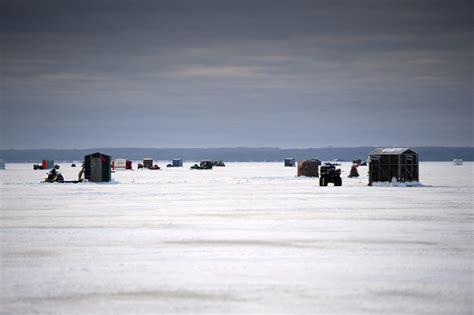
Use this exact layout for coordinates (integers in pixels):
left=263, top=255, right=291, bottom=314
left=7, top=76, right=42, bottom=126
left=1, top=145, right=473, bottom=151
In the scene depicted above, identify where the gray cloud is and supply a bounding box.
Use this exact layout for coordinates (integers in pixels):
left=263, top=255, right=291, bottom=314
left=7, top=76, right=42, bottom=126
left=1, top=0, right=472, bottom=149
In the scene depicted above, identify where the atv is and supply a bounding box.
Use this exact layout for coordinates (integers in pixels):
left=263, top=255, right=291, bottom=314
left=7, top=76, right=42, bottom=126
left=319, top=165, right=342, bottom=186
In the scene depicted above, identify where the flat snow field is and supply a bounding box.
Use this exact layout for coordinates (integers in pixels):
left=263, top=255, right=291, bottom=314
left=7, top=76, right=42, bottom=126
left=1, top=162, right=472, bottom=315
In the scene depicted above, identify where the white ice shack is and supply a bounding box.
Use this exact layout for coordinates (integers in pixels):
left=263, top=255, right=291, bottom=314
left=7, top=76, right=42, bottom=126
left=112, top=159, right=132, bottom=170
left=453, top=159, right=463, bottom=165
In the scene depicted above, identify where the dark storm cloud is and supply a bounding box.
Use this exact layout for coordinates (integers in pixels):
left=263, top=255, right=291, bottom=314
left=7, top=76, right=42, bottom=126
left=1, top=0, right=472, bottom=149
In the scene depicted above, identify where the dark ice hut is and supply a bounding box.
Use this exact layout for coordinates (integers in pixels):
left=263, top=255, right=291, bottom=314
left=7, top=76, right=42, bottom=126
left=143, top=158, right=154, bottom=169
left=172, top=159, right=183, bottom=167
left=284, top=158, right=296, bottom=167
left=84, top=152, right=111, bottom=182
left=368, top=148, right=418, bottom=185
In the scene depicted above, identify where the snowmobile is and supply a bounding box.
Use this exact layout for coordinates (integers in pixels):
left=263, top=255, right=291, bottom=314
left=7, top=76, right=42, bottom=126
left=212, top=161, right=226, bottom=167
left=190, top=161, right=213, bottom=170
left=43, top=168, right=64, bottom=183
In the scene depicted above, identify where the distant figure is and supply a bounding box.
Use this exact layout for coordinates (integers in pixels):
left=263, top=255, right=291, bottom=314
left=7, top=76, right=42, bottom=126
left=348, top=165, right=359, bottom=178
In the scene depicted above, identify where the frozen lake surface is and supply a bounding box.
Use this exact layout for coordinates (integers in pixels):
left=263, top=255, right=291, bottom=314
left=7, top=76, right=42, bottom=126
left=1, top=162, right=472, bottom=314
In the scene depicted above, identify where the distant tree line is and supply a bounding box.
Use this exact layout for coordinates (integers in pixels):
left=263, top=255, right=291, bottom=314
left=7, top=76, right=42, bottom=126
left=0, top=147, right=472, bottom=162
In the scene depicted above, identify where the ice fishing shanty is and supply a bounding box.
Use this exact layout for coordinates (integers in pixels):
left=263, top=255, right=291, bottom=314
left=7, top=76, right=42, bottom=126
left=143, top=158, right=154, bottom=169
left=84, top=152, right=111, bottom=182
left=112, top=159, right=132, bottom=170
left=284, top=158, right=296, bottom=167
left=297, top=159, right=321, bottom=177
left=453, top=159, right=463, bottom=166
left=368, top=148, right=418, bottom=185
left=172, top=159, right=183, bottom=167
left=42, top=160, right=54, bottom=169
left=34, top=159, right=55, bottom=170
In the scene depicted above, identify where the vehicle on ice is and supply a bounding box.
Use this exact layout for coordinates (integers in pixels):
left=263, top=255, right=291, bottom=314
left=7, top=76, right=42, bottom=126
left=43, top=168, right=64, bottom=183
left=191, top=161, right=213, bottom=170
left=319, top=165, right=342, bottom=186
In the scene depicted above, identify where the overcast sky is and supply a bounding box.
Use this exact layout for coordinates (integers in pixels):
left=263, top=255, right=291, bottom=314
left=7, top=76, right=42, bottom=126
left=1, top=0, right=472, bottom=149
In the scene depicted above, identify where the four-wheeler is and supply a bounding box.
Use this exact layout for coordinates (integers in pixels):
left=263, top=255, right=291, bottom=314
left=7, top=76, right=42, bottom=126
left=319, top=165, right=342, bottom=186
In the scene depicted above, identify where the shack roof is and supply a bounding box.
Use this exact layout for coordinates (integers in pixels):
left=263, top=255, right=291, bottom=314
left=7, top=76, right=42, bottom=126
left=370, top=148, right=417, bottom=155
left=86, top=152, right=111, bottom=158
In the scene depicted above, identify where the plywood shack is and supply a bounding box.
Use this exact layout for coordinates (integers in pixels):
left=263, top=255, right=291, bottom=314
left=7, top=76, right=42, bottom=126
left=143, top=158, right=153, bottom=168
left=84, top=152, right=111, bottom=182
left=368, top=148, right=418, bottom=185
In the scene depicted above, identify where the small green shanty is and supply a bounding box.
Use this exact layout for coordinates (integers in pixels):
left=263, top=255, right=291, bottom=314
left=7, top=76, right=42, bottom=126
left=84, top=152, right=112, bottom=182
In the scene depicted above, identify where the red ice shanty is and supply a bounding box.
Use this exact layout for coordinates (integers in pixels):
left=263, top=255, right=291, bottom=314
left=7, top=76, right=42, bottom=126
left=42, top=160, right=54, bottom=169
left=112, top=159, right=133, bottom=170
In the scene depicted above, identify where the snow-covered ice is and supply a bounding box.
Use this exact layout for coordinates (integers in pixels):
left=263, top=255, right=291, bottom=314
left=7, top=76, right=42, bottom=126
left=1, top=162, right=472, bottom=314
